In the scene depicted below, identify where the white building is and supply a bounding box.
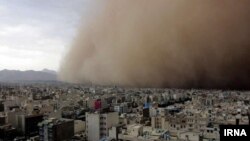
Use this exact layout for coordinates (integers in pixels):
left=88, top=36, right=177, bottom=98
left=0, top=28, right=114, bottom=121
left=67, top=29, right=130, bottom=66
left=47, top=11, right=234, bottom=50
left=86, top=112, right=119, bottom=141
left=118, top=124, right=143, bottom=140
left=114, top=103, right=128, bottom=114
left=179, top=131, right=200, bottom=141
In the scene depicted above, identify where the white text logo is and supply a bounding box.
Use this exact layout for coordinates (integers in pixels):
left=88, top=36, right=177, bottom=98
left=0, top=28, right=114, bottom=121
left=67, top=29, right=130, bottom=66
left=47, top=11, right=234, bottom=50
left=224, top=129, right=247, bottom=136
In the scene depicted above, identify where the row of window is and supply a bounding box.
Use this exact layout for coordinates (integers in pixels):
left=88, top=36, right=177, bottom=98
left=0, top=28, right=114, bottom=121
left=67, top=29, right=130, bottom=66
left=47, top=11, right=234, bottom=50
left=100, top=122, right=107, bottom=125
left=100, top=117, right=107, bottom=120
left=100, top=127, right=107, bottom=131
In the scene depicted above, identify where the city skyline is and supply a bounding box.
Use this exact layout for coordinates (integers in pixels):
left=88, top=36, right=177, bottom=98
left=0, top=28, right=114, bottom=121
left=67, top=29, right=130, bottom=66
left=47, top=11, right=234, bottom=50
left=0, top=1, right=249, bottom=140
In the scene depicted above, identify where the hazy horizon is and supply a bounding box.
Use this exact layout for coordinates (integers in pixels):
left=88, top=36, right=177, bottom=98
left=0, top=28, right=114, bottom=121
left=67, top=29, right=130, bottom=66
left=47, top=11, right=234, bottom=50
left=0, top=68, right=57, bottom=72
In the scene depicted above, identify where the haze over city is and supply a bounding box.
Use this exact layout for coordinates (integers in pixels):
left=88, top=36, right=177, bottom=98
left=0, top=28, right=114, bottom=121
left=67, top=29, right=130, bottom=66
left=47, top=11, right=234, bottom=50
left=1, top=0, right=250, bottom=89
left=0, top=1, right=250, bottom=141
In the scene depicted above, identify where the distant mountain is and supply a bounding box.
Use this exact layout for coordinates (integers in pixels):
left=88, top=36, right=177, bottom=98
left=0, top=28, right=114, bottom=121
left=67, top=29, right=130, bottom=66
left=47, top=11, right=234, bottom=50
left=41, top=69, right=57, bottom=75
left=0, top=69, right=58, bottom=82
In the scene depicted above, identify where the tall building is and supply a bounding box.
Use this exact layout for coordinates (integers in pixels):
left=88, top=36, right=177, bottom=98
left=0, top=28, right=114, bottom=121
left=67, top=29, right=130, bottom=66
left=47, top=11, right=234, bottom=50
left=86, top=112, right=119, bottom=141
left=16, top=114, right=44, bottom=138
left=6, top=110, right=23, bottom=129
left=151, top=116, right=165, bottom=129
left=38, top=118, right=74, bottom=141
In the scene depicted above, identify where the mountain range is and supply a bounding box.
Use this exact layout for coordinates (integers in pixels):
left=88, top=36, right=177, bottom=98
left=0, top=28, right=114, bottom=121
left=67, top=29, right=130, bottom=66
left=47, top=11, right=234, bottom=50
left=0, top=69, right=58, bottom=82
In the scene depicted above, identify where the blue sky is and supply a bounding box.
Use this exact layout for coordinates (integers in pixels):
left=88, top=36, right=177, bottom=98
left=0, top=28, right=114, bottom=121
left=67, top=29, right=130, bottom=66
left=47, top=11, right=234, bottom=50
left=0, top=0, right=89, bottom=71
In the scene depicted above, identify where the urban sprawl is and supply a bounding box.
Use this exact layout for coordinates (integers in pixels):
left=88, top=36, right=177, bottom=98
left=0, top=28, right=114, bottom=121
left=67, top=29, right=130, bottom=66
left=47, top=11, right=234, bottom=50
left=0, top=82, right=249, bottom=141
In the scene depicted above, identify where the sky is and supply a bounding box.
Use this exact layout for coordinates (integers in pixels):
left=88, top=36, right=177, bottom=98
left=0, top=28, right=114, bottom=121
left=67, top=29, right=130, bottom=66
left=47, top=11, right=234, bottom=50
left=0, top=0, right=89, bottom=71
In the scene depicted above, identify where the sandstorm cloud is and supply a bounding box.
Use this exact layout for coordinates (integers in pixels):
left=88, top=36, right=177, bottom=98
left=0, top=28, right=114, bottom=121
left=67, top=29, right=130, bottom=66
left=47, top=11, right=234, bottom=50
left=59, top=0, right=250, bottom=89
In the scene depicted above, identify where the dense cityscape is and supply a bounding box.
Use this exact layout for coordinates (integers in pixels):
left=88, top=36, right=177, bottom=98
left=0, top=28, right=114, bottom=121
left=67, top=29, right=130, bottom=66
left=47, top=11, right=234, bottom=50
left=0, top=82, right=249, bottom=141
left=1, top=0, right=250, bottom=141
